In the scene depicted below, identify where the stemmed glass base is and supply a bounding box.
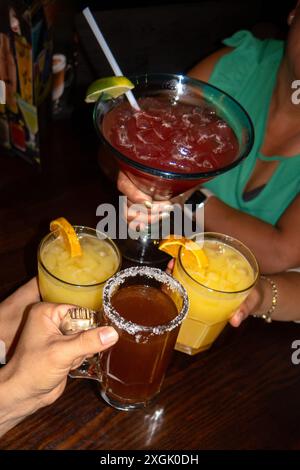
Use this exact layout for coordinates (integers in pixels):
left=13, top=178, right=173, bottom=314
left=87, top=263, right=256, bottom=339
left=117, top=236, right=170, bottom=265
left=117, top=211, right=172, bottom=265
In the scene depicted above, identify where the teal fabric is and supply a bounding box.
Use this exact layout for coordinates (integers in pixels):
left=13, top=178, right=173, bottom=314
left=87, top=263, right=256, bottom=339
left=204, top=30, right=300, bottom=225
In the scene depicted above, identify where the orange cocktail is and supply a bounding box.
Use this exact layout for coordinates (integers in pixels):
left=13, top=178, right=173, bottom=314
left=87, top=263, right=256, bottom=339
left=160, top=233, right=258, bottom=355
left=38, top=219, right=121, bottom=310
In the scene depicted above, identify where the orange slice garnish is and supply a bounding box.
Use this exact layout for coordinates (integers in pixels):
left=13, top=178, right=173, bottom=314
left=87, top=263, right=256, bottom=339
left=159, top=235, right=208, bottom=270
left=183, top=239, right=209, bottom=270
left=50, top=217, right=82, bottom=257
left=158, top=235, right=187, bottom=258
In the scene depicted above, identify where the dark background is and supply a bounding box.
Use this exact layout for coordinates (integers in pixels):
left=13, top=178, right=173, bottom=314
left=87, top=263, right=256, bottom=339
left=71, top=0, right=295, bottom=89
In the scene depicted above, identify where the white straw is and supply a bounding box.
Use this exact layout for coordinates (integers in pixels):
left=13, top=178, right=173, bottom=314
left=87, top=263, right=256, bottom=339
left=82, top=7, right=140, bottom=111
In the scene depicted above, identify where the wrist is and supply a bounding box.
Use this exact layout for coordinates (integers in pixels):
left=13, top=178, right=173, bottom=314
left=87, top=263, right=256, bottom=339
left=258, top=277, right=272, bottom=310
left=184, top=188, right=216, bottom=212
left=254, top=276, right=278, bottom=322
left=0, top=361, right=37, bottom=433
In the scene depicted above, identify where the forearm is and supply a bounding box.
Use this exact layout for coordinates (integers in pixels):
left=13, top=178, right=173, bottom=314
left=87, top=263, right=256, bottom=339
left=0, top=278, right=40, bottom=354
left=204, top=197, right=291, bottom=273
left=256, top=272, right=300, bottom=322
left=0, top=364, right=36, bottom=438
left=0, top=302, right=15, bottom=355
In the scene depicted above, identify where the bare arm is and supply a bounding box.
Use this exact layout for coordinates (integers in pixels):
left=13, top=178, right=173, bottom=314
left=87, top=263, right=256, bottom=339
left=231, top=272, right=300, bottom=326
left=189, top=45, right=300, bottom=273
left=0, top=364, right=35, bottom=437
left=204, top=194, right=300, bottom=273
left=188, top=47, right=233, bottom=81
left=0, top=278, right=40, bottom=356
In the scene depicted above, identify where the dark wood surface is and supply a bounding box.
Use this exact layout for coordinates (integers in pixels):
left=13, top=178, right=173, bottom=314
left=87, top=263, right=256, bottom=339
left=1, top=119, right=300, bottom=450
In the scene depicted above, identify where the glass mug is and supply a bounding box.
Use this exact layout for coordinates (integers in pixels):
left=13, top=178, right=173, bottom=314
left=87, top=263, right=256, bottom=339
left=38, top=226, right=121, bottom=310
left=61, top=267, right=189, bottom=411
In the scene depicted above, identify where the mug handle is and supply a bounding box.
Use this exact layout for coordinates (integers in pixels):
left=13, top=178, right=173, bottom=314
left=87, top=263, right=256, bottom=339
left=60, top=307, right=105, bottom=381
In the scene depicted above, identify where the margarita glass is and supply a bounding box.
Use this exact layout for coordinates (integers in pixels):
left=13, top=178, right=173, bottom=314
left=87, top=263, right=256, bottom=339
left=94, top=73, right=254, bottom=264
left=173, top=232, right=259, bottom=355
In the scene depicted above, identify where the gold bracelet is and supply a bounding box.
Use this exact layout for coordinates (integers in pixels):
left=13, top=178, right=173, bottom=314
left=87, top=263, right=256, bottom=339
left=254, top=276, right=278, bottom=323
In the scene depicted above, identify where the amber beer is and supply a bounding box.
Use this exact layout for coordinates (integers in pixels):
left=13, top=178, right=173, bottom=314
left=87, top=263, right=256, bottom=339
left=101, top=286, right=177, bottom=403
left=100, top=267, right=188, bottom=410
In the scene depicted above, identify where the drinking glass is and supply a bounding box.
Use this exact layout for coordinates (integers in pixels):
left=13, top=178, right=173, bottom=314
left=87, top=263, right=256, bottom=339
left=173, top=232, right=259, bottom=355
left=62, top=266, right=189, bottom=411
left=94, top=73, right=254, bottom=264
left=38, top=225, right=121, bottom=310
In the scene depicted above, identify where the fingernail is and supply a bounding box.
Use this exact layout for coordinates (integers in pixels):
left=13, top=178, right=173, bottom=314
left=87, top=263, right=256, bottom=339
left=99, top=327, right=118, bottom=345
left=143, top=200, right=153, bottom=209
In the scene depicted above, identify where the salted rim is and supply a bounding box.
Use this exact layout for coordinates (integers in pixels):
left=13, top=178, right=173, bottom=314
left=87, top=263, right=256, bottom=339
left=102, top=266, right=189, bottom=336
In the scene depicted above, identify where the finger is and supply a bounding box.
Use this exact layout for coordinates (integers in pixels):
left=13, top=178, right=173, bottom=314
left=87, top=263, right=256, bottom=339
left=29, top=303, right=88, bottom=332
left=63, top=326, right=119, bottom=361
left=127, top=204, right=174, bottom=225
left=229, top=286, right=261, bottom=328
left=40, top=303, right=81, bottom=329
left=229, top=309, right=246, bottom=328
left=166, top=259, right=175, bottom=274
left=117, top=171, right=152, bottom=204
left=127, top=205, right=150, bottom=223
left=70, top=355, right=88, bottom=370
left=123, top=202, right=148, bottom=226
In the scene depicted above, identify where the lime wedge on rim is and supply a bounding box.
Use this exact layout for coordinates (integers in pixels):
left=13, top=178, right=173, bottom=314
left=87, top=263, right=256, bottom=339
left=85, top=76, right=135, bottom=103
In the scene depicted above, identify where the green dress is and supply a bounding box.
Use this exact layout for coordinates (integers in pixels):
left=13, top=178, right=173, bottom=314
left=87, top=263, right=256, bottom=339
left=203, top=30, right=300, bottom=225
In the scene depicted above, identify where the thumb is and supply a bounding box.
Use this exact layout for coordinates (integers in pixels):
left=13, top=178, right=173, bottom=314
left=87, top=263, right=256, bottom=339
left=64, top=326, right=119, bottom=361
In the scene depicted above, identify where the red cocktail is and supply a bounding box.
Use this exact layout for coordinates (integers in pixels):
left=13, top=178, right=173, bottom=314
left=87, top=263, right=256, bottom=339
left=102, top=96, right=239, bottom=198
left=94, top=74, right=254, bottom=262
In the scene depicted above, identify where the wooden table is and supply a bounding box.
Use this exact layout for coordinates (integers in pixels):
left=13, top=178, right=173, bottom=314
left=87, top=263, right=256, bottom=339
left=1, top=119, right=300, bottom=451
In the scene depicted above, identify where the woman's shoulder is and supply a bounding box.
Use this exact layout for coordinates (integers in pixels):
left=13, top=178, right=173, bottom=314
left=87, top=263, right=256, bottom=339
left=189, top=30, right=284, bottom=88
left=208, top=30, right=284, bottom=97
left=222, top=30, right=283, bottom=63
left=188, top=46, right=233, bottom=82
